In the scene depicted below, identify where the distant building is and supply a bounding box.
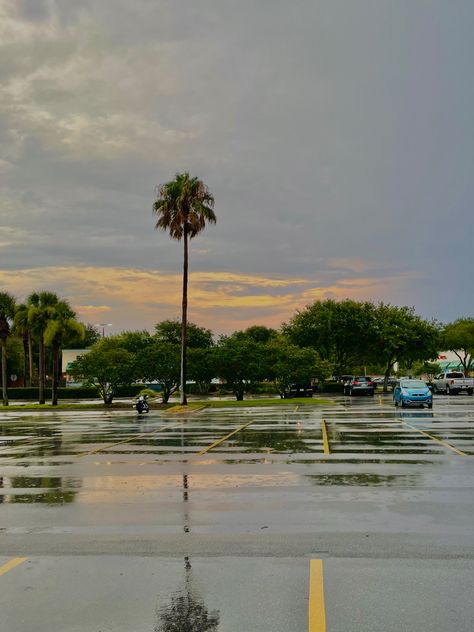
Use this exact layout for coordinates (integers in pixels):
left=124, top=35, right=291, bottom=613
left=62, top=349, right=90, bottom=385
left=436, top=351, right=468, bottom=372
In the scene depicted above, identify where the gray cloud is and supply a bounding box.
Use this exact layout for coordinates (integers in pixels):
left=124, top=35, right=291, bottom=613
left=1, top=0, right=473, bottom=327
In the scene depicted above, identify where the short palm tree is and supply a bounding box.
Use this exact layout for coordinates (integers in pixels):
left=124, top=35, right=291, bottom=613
left=44, top=301, right=84, bottom=406
left=27, top=291, right=60, bottom=404
left=0, top=292, right=16, bottom=406
left=153, top=172, right=216, bottom=404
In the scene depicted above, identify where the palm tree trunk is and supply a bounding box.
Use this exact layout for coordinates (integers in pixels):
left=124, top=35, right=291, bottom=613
left=51, top=345, right=59, bottom=406
left=39, top=335, right=45, bottom=404
left=1, top=339, right=8, bottom=406
left=180, top=227, right=188, bottom=405
left=27, top=333, right=33, bottom=387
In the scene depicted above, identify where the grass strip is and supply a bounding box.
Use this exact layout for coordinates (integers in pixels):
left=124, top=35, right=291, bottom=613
left=166, top=403, right=207, bottom=414
left=0, top=397, right=331, bottom=413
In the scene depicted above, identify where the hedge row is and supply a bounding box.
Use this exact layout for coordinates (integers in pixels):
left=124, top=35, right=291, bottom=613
left=317, top=382, right=345, bottom=393
left=6, top=384, right=145, bottom=400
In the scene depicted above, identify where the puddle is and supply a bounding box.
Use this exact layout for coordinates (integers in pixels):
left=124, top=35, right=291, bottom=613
left=156, top=558, right=220, bottom=631
left=3, top=491, right=78, bottom=504
left=305, top=473, right=421, bottom=486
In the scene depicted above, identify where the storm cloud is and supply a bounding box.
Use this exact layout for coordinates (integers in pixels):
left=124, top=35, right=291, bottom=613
left=1, top=0, right=473, bottom=333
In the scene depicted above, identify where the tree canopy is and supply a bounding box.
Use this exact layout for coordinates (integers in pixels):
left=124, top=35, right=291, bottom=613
left=442, top=318, right=474, bottom=373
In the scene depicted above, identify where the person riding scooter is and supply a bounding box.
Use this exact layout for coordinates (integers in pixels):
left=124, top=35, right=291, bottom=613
left=134, top=394, right=150, bottom=414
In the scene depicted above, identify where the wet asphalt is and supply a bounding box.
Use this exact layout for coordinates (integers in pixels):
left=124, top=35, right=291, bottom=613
left=1, top=394, right=473, bottom=631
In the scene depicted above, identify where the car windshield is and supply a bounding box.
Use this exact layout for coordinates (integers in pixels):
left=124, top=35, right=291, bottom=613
left=354, top=376, right=369, bottom=381
left=400, top=380, right=427, bottom=388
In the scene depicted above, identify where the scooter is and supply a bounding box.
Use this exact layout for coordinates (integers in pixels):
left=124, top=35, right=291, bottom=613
left=134, top=395, right=150, bottom=414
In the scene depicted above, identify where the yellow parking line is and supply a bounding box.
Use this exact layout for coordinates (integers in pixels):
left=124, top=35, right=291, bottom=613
left=77, top=421, right=183, bottom=457
left=309, top=559, right=327, bottom=632
left=321, top=420, right=330, bottom=455
left=197, top=419, right=256, bottom=456
left=400, top=420, right=468, bottom=457
left=0, top=557, right=28, bottom=577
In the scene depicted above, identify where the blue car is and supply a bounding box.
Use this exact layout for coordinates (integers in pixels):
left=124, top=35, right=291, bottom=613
left=393, top=379, right=433, bottom=409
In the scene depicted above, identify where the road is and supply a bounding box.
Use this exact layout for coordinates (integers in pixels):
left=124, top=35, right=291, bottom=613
left=1, top=394, right=473, bottom=631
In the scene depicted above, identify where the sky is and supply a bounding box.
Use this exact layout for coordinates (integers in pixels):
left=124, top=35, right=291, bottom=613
left=1, top=0, right=473, bottom=335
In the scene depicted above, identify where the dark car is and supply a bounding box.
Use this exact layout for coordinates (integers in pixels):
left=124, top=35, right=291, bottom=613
left=344, top=376, right=375, bottom=396
left=282, top=381, right=313, bottom=398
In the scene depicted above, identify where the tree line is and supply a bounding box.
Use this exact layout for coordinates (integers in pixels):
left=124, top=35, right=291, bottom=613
left=72, top=301, right=472, bottom=403
left=1, top=294, right=473, bottom=405
left=0, top=290, right=99, bottom=406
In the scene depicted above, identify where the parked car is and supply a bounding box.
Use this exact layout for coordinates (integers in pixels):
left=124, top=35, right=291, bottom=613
left=372, top=376, right=397, bottom=388
left=432, top=371, right=474, bottom=395
left=344, top=376, right=375, bottom=396
left=282, top=381, right=313, bottom=398
left=393, top=379, right=433, bottom=408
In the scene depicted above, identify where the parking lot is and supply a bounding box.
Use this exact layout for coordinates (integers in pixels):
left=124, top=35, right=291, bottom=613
left=1, top=394, right=474, bottom=631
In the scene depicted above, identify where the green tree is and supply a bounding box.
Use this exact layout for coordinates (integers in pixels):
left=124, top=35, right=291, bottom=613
left=5, top=337, right=24, bottom=383
left=266, top=336, right=333, bottom=397
left=413, top=361, right=441, bottom=379
left=153, top=173, right=216, bottom=405
left=442, top=318, right=474, bottom=374
left=0, top=292, right=16, bottom=406
left=187, top=347, right=217, bottom=394
left=137, top=341, right=180, bottom=403
left=113, top=330, right=152, bottom=353
left=242, top=325, right=278, bottom=343
left=70, top=341, right=136, bottom=404
left=155, top=319, right=214, bottom=349
left=67, top=323, right=102, bottom=348
left=371, top=304, right=440, bottom=390
left=13, top=303, right=33, bottom=387
left=215, top=332, right=269, bottom=400
left=284, top=299, right=376, bottom=375
left=27, top=291, right=61, bottom=404
left=44, top=302, right=85, bottom=406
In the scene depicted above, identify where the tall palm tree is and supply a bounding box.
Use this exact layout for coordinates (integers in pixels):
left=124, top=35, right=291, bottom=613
left=153, top=172, right=216, bottom=405
left=0, top=292, right=16, bottom=406
left=44, top=301, right=84, bottom=406
left=27, top=291, right=60, bottom=404
left=13, top=303, right=33, bottom=387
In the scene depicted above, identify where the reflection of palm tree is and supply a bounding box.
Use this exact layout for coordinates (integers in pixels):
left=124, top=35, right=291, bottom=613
left=155, top=557, right=220, bottom=632
left=155, top=425, right=219, bottom=631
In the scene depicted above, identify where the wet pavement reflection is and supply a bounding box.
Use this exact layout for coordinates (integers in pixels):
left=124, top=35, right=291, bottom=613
left=156, top=557, right=220, bottom=632
left=1, top=395, right=474, bottom=630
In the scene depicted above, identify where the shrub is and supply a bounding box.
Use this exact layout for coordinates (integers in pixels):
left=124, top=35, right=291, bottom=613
left=317, top=382, right=344, bottom=394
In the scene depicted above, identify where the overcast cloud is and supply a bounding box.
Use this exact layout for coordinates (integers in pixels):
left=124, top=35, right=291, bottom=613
left=1, top=0, right=473, bottom=333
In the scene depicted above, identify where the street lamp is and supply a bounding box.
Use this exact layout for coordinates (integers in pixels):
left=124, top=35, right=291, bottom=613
left=96, top=323, right=112, bottom=337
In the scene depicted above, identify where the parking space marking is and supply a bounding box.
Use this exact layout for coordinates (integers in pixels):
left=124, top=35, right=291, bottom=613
left=77, top=421, right=184, bottom=457
left=0, top=557, right=28, bottom=577
left=197, top=419, right=256, bottom=455
left=309, top=559, right=327, bottom=632
left=321, top=420, right=330, bottom=454
left=400, top=420, right=468, bottom=456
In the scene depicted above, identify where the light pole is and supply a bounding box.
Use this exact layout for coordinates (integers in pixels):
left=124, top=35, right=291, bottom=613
left=96, top=323, right=112, bottom=338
